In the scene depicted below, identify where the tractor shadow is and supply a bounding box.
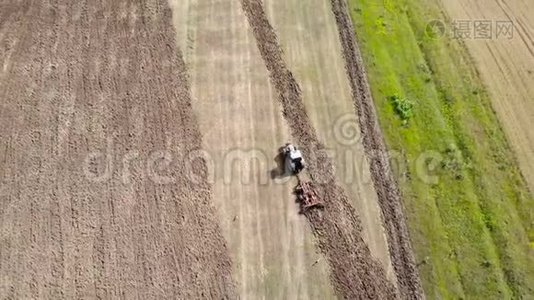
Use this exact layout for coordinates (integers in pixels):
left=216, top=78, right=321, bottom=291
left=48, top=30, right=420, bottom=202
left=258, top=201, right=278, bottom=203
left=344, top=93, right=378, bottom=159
left=270, top=146, right=290, bottom=179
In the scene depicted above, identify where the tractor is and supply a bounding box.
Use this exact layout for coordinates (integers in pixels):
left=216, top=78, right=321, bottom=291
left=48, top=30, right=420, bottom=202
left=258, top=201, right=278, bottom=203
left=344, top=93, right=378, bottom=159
left=283, top=143, right=305, bottom=175
left=282, top=143, right=323, bottom=213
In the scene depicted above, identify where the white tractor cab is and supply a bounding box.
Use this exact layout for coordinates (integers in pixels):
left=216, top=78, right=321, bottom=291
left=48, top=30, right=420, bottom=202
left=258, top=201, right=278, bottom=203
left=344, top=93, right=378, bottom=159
left=283, top=143, right=305, bottom=175
left=281, top=143, right=323, bottom=213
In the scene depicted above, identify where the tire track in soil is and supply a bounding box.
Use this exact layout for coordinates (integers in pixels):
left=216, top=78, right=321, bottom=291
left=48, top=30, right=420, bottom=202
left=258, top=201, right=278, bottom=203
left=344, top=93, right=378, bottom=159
left=329, top=0, right=424, bottom=299
left=240, top=0, right=397, bottom=298
left=0, top=0, right=236, bottom=298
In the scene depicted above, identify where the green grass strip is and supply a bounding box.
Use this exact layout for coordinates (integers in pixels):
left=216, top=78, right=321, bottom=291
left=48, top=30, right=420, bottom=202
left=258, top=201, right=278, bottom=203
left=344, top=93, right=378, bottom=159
left=346, top=0, right=534, bottom=298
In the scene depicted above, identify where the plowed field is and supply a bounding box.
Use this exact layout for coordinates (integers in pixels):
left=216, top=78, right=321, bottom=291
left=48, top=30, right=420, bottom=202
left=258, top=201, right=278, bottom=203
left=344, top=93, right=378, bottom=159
left=1, top=0, right=422, bottom=298
left=0, top=1, right=234, bottom=298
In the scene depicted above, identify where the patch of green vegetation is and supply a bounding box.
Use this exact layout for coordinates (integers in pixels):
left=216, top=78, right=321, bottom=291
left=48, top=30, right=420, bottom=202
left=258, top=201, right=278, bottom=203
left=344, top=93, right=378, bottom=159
left=389, top=94, right=414, bottom=124
left=347, top=0, right=534, bottom=298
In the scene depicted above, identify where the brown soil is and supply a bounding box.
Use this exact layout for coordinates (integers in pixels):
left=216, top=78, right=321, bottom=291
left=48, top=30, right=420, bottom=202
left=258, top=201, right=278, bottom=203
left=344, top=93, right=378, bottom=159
left=0, top=0, right=235, bottom=298
left=329, top=0, right=424, bottom=298
left=170, top=0, right=338, bottom=297
left=240, top=0, right=398, bottom=298
left=264, top=0, right=396, bottom=283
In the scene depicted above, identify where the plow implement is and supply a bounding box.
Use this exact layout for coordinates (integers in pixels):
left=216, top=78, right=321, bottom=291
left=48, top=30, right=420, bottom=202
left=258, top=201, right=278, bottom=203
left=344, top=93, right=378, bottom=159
left=295, top=179, right=323, bottom=213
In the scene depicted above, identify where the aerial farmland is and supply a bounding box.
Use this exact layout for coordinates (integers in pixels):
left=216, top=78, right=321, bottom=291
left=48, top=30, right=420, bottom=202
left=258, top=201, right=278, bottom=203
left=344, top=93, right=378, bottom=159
left=0, top=0, right=532, bottom=299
